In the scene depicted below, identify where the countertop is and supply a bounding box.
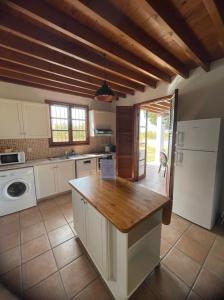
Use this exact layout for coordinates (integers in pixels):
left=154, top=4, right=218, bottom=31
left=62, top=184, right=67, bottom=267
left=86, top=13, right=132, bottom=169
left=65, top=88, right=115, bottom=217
left=69, top=175, right=170, bottom=233
left=0, top=153, right=115, bottom=171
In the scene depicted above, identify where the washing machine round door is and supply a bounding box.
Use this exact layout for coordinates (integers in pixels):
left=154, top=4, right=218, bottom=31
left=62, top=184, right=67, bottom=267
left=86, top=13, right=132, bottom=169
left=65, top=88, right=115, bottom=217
left=4, top=180, right=29, bottom=199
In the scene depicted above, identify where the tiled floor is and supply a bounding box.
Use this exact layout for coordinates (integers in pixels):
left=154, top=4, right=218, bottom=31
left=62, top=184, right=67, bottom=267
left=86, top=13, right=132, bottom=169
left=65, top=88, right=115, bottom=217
left=138, top=163, right=166, bottom=196
left=0, top=193, right=224, bottom=300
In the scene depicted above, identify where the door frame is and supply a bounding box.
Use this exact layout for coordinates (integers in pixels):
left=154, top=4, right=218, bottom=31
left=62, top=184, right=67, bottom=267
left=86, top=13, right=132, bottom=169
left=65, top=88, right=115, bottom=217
left=133, top=90, right=178, bottom=202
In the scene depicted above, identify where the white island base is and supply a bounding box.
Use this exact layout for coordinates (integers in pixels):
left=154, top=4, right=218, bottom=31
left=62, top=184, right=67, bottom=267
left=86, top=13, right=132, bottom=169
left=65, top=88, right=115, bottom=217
left=72, top=189, right=162, bottom=300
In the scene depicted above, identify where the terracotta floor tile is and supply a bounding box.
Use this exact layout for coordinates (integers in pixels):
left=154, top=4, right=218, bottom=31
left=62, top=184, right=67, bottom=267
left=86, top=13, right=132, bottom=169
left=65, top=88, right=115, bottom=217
left=193, top=268, right=224, bottom=300
left=204, top=250, right=224, bottom=282
left=0, top=231, right=20, bottom=254
left=69, top=222, right=77, bottom=236
left=176, top=235, right=210, bottom=264
left=60, top=203, right=73, bottom=223
left=73, top=278, right=112, bottom=300
left=0, top=247, right=21, bottom=275
left=0, top=284, right=19, bottom=300
left=38, top=198, right=58, bottom=212
left=24, top=272, right=67, bottom=300
left=20, top=209, right=42, bottom=229
left=146, top=265, right=189, bottom=300
left=161, top=224, right=182, bottom=245
left=60, top=255, right=97, bottom=298
left=22, top=250, right=57, bottom=290
left=44, top=214, right=67, bottom=232
left=0, top=219, right=20, bottom=237
left=129, top=281, right=157, bottom=300
left=0, top=266, right=22, bottom=297
left=21, top=222, right=46, bottom=244
left=163, top=248, right=200, bottom=287
left=185, top=224, right=216, bottom=249
left=0, top=213, right=19, bottom=226
left=55, top=193, right=72, bottom=206
left=48, top=224, right=74, bottom=248
left=53, top=237, right=82, bottom=269
left=210, top=237, right=224, bottom=258
left=170, top=213, right=190, bottom=233
left=21, top=234, right=50, bottom=263
left=187, top=291, right=202, bottom=300
left=160, top=238, right=172, bottom=258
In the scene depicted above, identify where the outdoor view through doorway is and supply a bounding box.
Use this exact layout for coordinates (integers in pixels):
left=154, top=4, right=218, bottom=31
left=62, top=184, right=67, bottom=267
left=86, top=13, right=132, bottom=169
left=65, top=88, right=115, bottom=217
left=138, top=99, right=171, bottom=195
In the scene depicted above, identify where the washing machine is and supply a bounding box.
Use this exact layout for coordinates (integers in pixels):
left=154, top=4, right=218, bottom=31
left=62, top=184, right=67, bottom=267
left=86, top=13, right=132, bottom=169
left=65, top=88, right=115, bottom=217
left=0, top=167, right=37, bottom=216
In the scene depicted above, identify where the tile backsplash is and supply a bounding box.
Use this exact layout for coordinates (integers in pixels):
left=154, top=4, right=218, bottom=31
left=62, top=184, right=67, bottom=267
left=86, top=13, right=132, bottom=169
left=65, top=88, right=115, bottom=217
left=0, top=137, right=111, bottom=160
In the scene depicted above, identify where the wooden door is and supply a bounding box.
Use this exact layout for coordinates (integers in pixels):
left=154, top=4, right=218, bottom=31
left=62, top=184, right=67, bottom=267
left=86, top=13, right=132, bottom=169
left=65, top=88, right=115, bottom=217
left=166, top=89, right=178, bottom=200
left=34, top=164, right=57, bottom=199
left=0, top=99, right=23, bottom=139
left=56, top=161, right=75, bottom=193
left=137, top=109, right=148, bottom=180
left=22, top=102, right=50, bottom=138
left=116, top=106, right=135, bottom=179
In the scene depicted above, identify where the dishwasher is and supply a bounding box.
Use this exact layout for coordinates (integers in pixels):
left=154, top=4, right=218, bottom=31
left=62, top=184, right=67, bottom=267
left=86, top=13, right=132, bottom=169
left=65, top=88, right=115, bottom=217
left=76, top=158, right=97, bottom=178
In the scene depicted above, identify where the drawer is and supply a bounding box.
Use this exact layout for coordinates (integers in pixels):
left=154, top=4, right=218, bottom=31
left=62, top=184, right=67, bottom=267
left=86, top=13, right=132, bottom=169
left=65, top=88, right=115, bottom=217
left=76, top=158, right=97, bottom=171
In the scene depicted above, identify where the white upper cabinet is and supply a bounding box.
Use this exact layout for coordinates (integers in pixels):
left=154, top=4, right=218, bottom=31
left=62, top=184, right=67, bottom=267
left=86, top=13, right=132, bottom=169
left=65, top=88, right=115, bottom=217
left=22, top=102, right=50, bottom=138
left=0, top=98, right=50, bottom=139
left=0, top=99, right=23, bottom=139
left=89, top=110, right=115, bottom=136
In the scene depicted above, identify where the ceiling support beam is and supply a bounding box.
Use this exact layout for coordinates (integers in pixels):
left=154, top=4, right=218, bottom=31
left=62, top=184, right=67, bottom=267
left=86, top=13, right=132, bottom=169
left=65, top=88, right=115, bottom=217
left=0, top=30, right=144, bottom=91
left=2, top=0, right=171, bottom=83
left=145, top=0, right=211, bottom=71
left=0, top=46, right=133, bottom=95
left=0, top=58, right=126, bottom=98
left=77, top=0, right=189, bottom=78
left=0, top=76, right=94, bottom=98
left=203, top=0, right=224, bottom=53
left=0, top=67, right=101, bottom=97
left=0, top=9, right=157, bottom=88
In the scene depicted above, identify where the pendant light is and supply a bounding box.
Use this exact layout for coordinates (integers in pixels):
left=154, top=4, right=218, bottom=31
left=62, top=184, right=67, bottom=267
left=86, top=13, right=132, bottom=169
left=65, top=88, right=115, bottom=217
left=95, top=54, right=115, bottom=102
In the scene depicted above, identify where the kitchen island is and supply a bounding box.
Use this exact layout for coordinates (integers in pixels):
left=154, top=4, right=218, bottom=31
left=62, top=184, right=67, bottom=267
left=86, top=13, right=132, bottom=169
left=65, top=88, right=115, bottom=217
left=69, top=175, right=170, bottom=300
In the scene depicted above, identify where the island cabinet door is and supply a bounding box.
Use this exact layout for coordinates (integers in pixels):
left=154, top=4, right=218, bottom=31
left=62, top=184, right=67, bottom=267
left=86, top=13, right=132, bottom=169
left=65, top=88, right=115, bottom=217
left=85, top=203, right=104, bottom=272
left=72, top=190, right=87, bottom=246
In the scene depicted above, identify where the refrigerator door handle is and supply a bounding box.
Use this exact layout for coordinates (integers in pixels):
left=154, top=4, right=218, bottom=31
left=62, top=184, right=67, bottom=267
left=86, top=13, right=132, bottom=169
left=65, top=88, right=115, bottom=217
left=175, top=151, right=183, bottom=165
left=176, top=131, right=184, bottom=147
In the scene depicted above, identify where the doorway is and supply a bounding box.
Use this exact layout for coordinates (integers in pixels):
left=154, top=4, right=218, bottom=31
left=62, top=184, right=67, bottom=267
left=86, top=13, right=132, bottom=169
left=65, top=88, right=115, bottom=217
left=135, top=91, right=178, bottom=198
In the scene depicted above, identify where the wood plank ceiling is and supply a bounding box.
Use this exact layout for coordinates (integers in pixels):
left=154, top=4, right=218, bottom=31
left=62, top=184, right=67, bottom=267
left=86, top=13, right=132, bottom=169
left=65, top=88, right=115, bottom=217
left=0, top=0, right=223, bottom=100
left=141, top=99, right=171, bottom=114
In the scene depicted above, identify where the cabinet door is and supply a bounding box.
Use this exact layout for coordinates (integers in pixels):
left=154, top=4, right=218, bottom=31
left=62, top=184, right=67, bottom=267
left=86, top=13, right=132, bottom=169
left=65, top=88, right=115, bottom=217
left=0, top=99, right=23, bottom=139
left=72, top=189, right=86, bottom=246
left=22, top=102, right=50, bottom=138
left=85, top=203, right=104, bottom=271
left=56, top=161, right=75, bottom=193
left=34, top=164, right=57, bottom=199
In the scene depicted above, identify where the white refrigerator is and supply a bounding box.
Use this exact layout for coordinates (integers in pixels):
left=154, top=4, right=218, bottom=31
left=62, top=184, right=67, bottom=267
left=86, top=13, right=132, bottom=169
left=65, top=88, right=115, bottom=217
left=173, top=118, right=223, bottom=229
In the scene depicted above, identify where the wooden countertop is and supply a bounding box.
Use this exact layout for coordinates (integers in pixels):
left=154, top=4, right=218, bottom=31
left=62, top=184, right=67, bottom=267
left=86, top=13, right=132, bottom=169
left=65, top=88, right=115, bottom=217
left=69, top=175, right=170, bottom=233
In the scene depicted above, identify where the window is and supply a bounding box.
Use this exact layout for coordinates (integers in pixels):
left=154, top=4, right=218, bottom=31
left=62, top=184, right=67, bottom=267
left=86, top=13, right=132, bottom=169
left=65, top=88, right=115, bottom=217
left=47, top=101, right=89, bottom=146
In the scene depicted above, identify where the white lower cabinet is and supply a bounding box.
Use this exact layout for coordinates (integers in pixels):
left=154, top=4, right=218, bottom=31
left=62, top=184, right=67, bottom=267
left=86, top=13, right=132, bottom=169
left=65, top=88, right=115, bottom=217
left=72, top=188, right=162, bottom=300
left=34, top=161, right=75, bottom=199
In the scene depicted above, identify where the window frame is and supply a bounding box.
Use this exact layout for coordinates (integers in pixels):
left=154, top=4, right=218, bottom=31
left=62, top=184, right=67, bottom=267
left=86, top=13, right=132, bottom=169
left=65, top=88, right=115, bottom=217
left=46, top=100, right=90, bottom=147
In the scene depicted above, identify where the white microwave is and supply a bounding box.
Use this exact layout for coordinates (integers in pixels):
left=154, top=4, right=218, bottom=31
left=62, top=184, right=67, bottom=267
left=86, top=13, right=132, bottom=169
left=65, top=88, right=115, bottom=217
left=0, top=152, right=26, bottom=165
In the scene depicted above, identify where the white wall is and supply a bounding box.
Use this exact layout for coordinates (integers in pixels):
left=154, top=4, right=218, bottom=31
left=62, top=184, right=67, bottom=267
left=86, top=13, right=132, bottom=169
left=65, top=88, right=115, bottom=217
left=0, top=81, right=112, bottom=111
left=117, top=58, right=224, bottom=121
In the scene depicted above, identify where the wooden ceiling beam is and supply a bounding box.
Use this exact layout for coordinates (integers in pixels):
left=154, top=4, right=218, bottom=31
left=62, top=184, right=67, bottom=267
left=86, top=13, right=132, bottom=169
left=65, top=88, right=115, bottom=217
left=141, top=106, right=164, bottom=114
left=149, top=103, right=170, bottom=110
left=203, top=0, right=224, bottom=53
left=145, top=0, right=211, bottom=71
left=0, top=30, right=143, bottom=91
left=0, top=46, right=133, bottom=95
left=0, top=9, right=156, bottom=88
left=78, top=0, right=189, bottom=78
left=3, top=0, right=171, bottom=83
left=0, top=58, right=126, bottom=98
left=0, top=67, right=102, bottom=97
left=0, top=76, right=94, bottom=98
